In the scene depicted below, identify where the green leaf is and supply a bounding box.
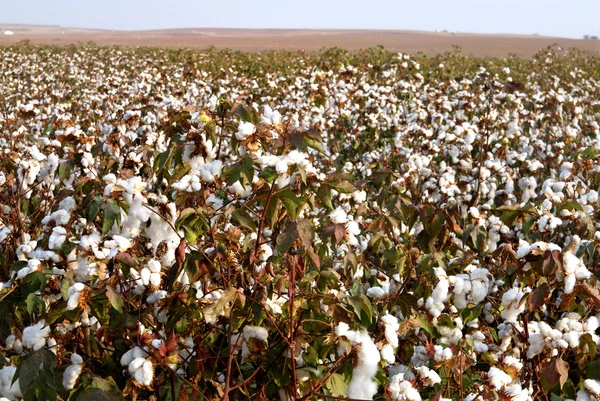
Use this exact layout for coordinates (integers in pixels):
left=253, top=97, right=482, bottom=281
left=14, top=349, right=56, bottom=393
left=328, top=180, right=356, bottom=194
left=259, top=167, right=278, bottom=184
left=88, top=195, right=103, bottom=221
left=587, top=358, right=600, bottom=379
left=25, top=293, right=44, bottom=316
left=231, top=209, right=257, bottom=232
left=277, top=189, right=305, bottom=220
left=276, top=221, right=299, bottom=254
left=106, top=286, right=124, bottom=314
left=317, top=185, right=333, bottom=210
left=411, top=314, right=434, bottom=336
left=77, top=388, right=126, bottom=401
left=102, top=199, right=121, bottom=236
left=324, top=373, right=348, bottom=397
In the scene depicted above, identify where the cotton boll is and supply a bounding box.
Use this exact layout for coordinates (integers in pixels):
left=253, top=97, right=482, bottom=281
left=336, top=326, right=380, bottom=400
left=585, top=379, right=600, bottom=395
left=488, top=367, right=512, bottom=389
left=0, top=365, right=21, bottom=399
left=381, top=313, right=400, bottom=348
left=388, top=373, right=422, bottom=401
left=329, top=207, right=348, bottom=224
left=66, top=291, right=81, bottom=311
left=335, top=322, right=349, bottom=337
left=236, top=122, right=255, bottom=141
left=416, top=366, right=441, bottom=386
left=367, top=286, right=386, bottom=299
left=22, top=320, right=50, bottom=350
left=381, top=343, right=395, bottom=364
left=62, top=358, right=83, bottom=390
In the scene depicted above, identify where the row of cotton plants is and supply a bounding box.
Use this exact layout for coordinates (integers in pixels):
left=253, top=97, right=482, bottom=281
left=0, top=44, right=599, bottom=401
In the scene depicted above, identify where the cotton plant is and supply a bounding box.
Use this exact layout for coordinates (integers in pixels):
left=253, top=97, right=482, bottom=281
left=1, top=45, right=600, bottom=401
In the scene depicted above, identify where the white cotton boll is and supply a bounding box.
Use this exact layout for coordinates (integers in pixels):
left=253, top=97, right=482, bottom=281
left=62, top=363, right=83, bottom=390
left=12, top=340, right=23, bottom=355
left=236, top=122, right=255, bottom=141
left=258, top=244, right=272, bottom=262
left=503, top=385, right=529, bottom=401
left=381, top=343, right=395, bottom=364
left=586, top=317, right=599, bottom=332
left=564, top=252, right=582, bottom=275
left=516, top=241, right=532, bottom=258
left=381, top=314, right=400, bottom=348
left=66, top=292, right=81, bottom=311
left=48, top=226, right=67, bottom=250
left=138, top=360, right=153, bottom=386
left=147, top=290, right=167, bottom=304
left=243, top=326, right=268, bottom=342
left=0, top=365, right=21, bottom=399
left=120, top=347, right=138, bottom=366
left=577, top=389, right=594, bottom=401
left=388, top=373, right=422, bottom=401
left=585, top=379, right=600, bottom=395
left=564, top=274, right=576, bottom=295
left=22, top=320, right=50, bottom=350
left=416, top=366, right=441, bottom=386
left=148, top=259, right=161, bottom=274
left=563, top=332, right=582, bottom=348
left=471, top=280, right=488, bottom=304
left=501, top=287, right=526, bottom=322
left=346, top=330, right=380, bottom=400
left=140, top=268, right=151, bottom=286
left=275, top=160, right=288, bottom=174
left=71, top=353, right=83, bottom=365
left=488, top=367, right=512, bottom=389
left=129, top=357, right=146, bottom=375
left=149, top=273, right=162, bottom=287
left=5, top=335, right=15, bottom=350
left=367, top=286, right=386, bottom=299
left=335, top=322, right=349, bottom=337
left=329, top=207, right=348, bottom=224
left=16, top=267, right=31, bottom=280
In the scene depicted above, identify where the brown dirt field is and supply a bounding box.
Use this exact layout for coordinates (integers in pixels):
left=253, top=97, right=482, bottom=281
left=0, top=25, right=599, bottom=57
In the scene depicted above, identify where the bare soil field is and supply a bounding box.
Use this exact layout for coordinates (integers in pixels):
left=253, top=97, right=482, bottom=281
left=0, top=24, right=599, bottom=57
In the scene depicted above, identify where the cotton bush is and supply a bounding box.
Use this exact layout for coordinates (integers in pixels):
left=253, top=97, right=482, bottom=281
left=0, top=44, right=599, bottom=401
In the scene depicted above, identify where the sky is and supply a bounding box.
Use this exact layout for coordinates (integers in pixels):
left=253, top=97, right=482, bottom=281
left=1, top=0, right=599, bottom=39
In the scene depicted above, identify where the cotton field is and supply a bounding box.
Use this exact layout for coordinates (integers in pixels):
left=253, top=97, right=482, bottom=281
left=1, top=44, right=600, bottom=401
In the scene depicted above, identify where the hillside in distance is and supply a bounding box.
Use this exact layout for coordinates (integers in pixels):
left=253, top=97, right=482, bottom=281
left=0, top=24, right=598, bottom=57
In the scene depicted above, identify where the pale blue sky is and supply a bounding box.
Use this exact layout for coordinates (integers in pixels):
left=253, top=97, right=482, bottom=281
left=1, top=0, right=598, bottom=39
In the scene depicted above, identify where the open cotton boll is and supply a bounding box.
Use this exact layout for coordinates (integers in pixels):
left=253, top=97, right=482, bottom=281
left=0, top=365, right=21, bottom=400
left=243, top=325, right=268, bottom=342
left=236, top=121, right=255, bottom=141
left=416, top=366, right=441, bottom=386
left=347, top=330, right=380, bottom=400
left=503, top=384, right=529, bottom=401
left=329, top=206, right=348, bottom=224
left=48, top=226, right=67, bottom=250
left=425, top=268, right=449, bottom=318
left=501, top=287, right=527, bottom=322
left=258, top=244, right=272, bottom=262
left=577, top=390, right=595, bottom=401
left=488, top=367, right=512, bottom=389
left=62, top=353, right=84, bottom=390
left=381, top=313, right=400, bottom=348
left=367, top=286, right=386, bottom=299
left=381, top=344, right=396, bottom=364
left=22, top=320, right=50, bottom=351
left=335, top=324, right=380, bottom=400
left=66, top=282, right=86, bottom=311
left=388, top=373, right=422, bottom=401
